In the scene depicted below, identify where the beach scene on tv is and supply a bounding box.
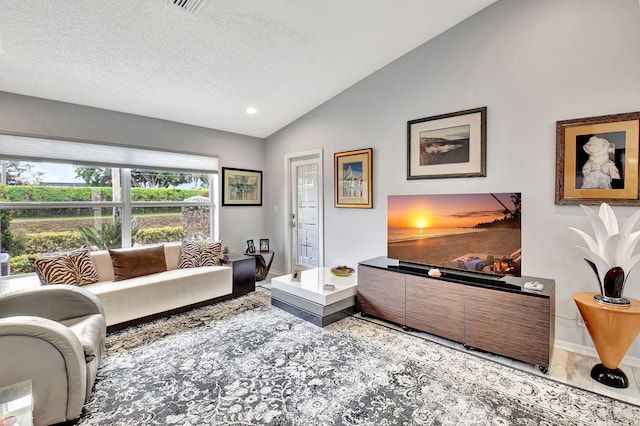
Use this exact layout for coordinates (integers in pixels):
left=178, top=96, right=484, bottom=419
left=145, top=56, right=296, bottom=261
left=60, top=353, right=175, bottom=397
left=388, top=192, right=521, bottom=276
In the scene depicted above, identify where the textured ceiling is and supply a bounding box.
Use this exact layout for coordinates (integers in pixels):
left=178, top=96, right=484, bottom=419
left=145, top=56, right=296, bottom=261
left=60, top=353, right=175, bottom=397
left=0, top=0, right=497, bottom=138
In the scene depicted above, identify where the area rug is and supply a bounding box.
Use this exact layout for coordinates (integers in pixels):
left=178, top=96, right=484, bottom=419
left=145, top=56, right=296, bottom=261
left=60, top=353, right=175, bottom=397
left=74, top=289, right=640, bottom=425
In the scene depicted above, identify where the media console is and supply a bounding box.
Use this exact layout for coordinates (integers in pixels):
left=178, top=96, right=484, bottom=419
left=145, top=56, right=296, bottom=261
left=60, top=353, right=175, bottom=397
left=357, top=257, right=555, bottom=372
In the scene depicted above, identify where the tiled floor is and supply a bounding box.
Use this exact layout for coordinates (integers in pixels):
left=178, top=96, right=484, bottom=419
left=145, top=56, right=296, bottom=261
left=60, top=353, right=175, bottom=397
left=259, top=278, right=640, bottom=406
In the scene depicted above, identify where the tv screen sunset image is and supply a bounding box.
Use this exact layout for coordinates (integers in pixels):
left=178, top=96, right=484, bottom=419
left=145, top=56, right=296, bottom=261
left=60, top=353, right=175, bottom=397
left=387, top=193, right=521, bottom=275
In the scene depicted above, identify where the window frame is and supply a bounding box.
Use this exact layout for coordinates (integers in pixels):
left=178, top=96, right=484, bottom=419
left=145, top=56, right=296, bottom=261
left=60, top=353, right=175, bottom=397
left=0, top=133, right=219, bottom=257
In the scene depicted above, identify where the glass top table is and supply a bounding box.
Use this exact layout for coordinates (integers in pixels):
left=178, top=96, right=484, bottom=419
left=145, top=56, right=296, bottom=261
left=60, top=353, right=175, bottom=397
left=271, top=267, right=358, bottom=326
left=0, top=380, right=33, bottom=426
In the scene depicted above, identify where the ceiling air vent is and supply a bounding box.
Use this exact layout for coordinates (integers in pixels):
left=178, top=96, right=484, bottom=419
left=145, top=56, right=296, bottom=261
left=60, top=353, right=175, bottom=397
left=167, top=0, right=207, bottom=14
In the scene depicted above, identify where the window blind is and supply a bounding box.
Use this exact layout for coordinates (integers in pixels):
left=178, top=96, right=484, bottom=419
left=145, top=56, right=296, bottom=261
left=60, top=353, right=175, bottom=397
left=0, top=133, right=218, bottom=173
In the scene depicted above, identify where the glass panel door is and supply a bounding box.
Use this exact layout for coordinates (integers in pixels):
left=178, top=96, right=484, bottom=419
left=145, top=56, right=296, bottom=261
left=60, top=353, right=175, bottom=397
left=293, top=160, right=318, bottom=268
left=287, top=151, right=322, bottom=272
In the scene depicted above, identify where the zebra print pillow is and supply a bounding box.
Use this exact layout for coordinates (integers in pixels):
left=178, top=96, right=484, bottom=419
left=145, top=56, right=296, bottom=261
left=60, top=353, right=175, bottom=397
left=178, top=240, right=222, bottom=268
left=68, top=247, right=100, bottom=285
left=30, top=247, right=99, bottom=286
left=31, top=254, right=75, bottom=285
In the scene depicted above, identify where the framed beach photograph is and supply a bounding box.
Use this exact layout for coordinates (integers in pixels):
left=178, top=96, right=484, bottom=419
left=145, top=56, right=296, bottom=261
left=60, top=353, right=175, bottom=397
left=555, top=111, right=640, bottom=205
left=334, top=148, right=373, bottom=208
left=222, top=167, right=263, bottom=206
left=407, top=107, right=486, bottom=179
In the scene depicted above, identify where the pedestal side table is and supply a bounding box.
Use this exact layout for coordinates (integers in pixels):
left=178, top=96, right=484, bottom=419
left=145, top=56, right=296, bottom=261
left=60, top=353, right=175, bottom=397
left=245, top=251, right=274, bottom=281
left=573, top=292, right=640, bottom=388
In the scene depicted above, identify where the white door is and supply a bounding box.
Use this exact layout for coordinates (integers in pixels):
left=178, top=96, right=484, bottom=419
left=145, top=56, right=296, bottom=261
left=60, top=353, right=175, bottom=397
left=285, top=150, right=323, bottom=272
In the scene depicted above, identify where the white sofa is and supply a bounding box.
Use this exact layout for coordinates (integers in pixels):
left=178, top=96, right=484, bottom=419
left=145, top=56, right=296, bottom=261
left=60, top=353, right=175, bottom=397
left=82, top=242, right=232, bottom=328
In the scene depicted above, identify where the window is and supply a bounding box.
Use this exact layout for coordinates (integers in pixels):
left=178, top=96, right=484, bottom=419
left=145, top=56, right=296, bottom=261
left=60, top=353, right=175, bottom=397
left=0, top=134, right=218, bottom=276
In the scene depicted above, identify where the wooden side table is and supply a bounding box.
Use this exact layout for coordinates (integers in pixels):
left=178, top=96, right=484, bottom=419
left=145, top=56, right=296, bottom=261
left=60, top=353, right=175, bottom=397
left=573, top=292, right=640, bottom=388
left=222, top=253, right=256, bottom=297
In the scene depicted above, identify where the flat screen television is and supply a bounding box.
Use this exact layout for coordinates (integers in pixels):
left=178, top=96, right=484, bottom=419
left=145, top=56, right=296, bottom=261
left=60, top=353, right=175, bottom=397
left=387, top=192, right=521, bottom=277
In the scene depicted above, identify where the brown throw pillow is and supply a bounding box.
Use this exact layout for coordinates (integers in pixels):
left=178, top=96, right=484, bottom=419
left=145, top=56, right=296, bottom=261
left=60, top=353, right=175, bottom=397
left=178, top=240, right=222, bottom=268
left=109, top=245, right=167, bottom=281
left=30, top=247, right=99, bottom=286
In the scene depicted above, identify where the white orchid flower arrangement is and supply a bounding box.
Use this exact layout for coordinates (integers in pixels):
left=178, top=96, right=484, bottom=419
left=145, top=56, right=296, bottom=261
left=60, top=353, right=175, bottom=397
left=569, top=203, right=640, bottom=304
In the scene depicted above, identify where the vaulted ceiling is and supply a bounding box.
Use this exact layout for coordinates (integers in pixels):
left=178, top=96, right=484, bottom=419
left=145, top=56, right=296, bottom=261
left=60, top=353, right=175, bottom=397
left=0, top=0, right=497, bottom=138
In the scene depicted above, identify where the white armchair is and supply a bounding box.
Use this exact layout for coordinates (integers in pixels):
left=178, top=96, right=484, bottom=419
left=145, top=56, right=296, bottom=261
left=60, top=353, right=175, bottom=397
left=0, top=285, right=106, bottom=425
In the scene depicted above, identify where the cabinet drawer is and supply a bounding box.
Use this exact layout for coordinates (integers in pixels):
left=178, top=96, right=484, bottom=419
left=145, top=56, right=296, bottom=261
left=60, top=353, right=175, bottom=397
left=357, top=265, right=406, bottom=325
left=464, top=286, right=551, bottom=367
left=406, top=275, right=464, bottom=342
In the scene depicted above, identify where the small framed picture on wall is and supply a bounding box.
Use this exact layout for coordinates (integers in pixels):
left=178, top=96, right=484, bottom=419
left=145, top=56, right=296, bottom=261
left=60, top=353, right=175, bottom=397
left=222, top=167, right=263, bottom=206
left=334, top=148, right=373, bottom=208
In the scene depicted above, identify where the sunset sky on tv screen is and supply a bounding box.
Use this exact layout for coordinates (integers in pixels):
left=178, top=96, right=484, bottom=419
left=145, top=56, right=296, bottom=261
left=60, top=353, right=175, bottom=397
left=388, top=193, right=517, bottom=230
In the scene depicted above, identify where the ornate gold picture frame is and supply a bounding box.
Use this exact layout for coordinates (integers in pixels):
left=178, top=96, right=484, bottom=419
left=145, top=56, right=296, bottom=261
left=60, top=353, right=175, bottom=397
left=556, top=111, right=640, bottom=205
left=334, top=148, right=373, bottom=208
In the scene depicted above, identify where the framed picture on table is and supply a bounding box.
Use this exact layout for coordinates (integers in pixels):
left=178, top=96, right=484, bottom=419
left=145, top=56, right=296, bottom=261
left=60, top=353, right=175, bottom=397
left=555, top=111, right=640, bottom=205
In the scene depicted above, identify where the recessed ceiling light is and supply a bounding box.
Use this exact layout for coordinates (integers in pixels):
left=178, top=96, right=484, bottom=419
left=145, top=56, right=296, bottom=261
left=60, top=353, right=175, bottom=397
left=246, top=107, right=258, bottom=115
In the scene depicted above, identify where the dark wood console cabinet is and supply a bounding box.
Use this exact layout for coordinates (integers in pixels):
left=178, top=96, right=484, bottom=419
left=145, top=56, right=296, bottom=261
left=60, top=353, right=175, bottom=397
left=358, top=257, right=555, bottom=370
left=223, top=253, right=256, bottom=297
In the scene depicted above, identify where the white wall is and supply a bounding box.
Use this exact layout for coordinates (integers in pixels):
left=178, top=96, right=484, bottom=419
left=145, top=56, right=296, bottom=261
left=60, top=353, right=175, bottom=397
left=265, top=0, right=640, bottom=357
left=0, top=91, right=266, bottom=253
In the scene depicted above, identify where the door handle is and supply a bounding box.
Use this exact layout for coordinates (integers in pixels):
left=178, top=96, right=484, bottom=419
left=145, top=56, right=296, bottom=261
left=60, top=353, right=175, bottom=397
left=290, top=213, right=296, bottom=228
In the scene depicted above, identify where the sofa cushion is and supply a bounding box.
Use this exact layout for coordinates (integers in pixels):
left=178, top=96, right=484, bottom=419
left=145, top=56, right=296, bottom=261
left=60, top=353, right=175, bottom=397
left=163, top=242, right=182, bottom=271
left=83, top=266, right=233, bottom=327
left=30, top=247, right=99, bottom=286
left=90, top=251, right=115, bottom=282
left=109, top=245, right=167, bottom=281
left=178, top=240, right=222, bottom=268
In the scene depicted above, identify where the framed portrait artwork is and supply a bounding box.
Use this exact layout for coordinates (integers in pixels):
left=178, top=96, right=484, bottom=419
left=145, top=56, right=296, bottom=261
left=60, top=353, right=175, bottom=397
left=222, top=167, right=263, bottom=206
left=259, top=238, right=269, bottom=252
left=246, top=239, right=256, bottom=253
left=407, top=107, right=487, bottom=179
left=334, top=148, right=373, bottom=208
left=555, top=111, right=640, bottom=205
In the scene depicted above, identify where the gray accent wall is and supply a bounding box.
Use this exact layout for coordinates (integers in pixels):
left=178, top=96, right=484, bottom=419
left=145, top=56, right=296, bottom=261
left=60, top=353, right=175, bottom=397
left=265, top=0, right=640, bottom=357
left=0, top=91, right=266, bottom=254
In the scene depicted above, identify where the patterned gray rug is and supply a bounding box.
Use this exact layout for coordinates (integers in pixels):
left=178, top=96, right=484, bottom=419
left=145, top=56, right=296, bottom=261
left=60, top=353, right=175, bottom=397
left=74, top=288, right=640, bottom=425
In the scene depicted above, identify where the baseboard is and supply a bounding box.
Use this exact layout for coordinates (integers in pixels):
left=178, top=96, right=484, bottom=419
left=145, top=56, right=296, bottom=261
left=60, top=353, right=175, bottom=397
left=554, top=339, right=640, bottom=368
left=268, top=269, right=284, bottom=278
